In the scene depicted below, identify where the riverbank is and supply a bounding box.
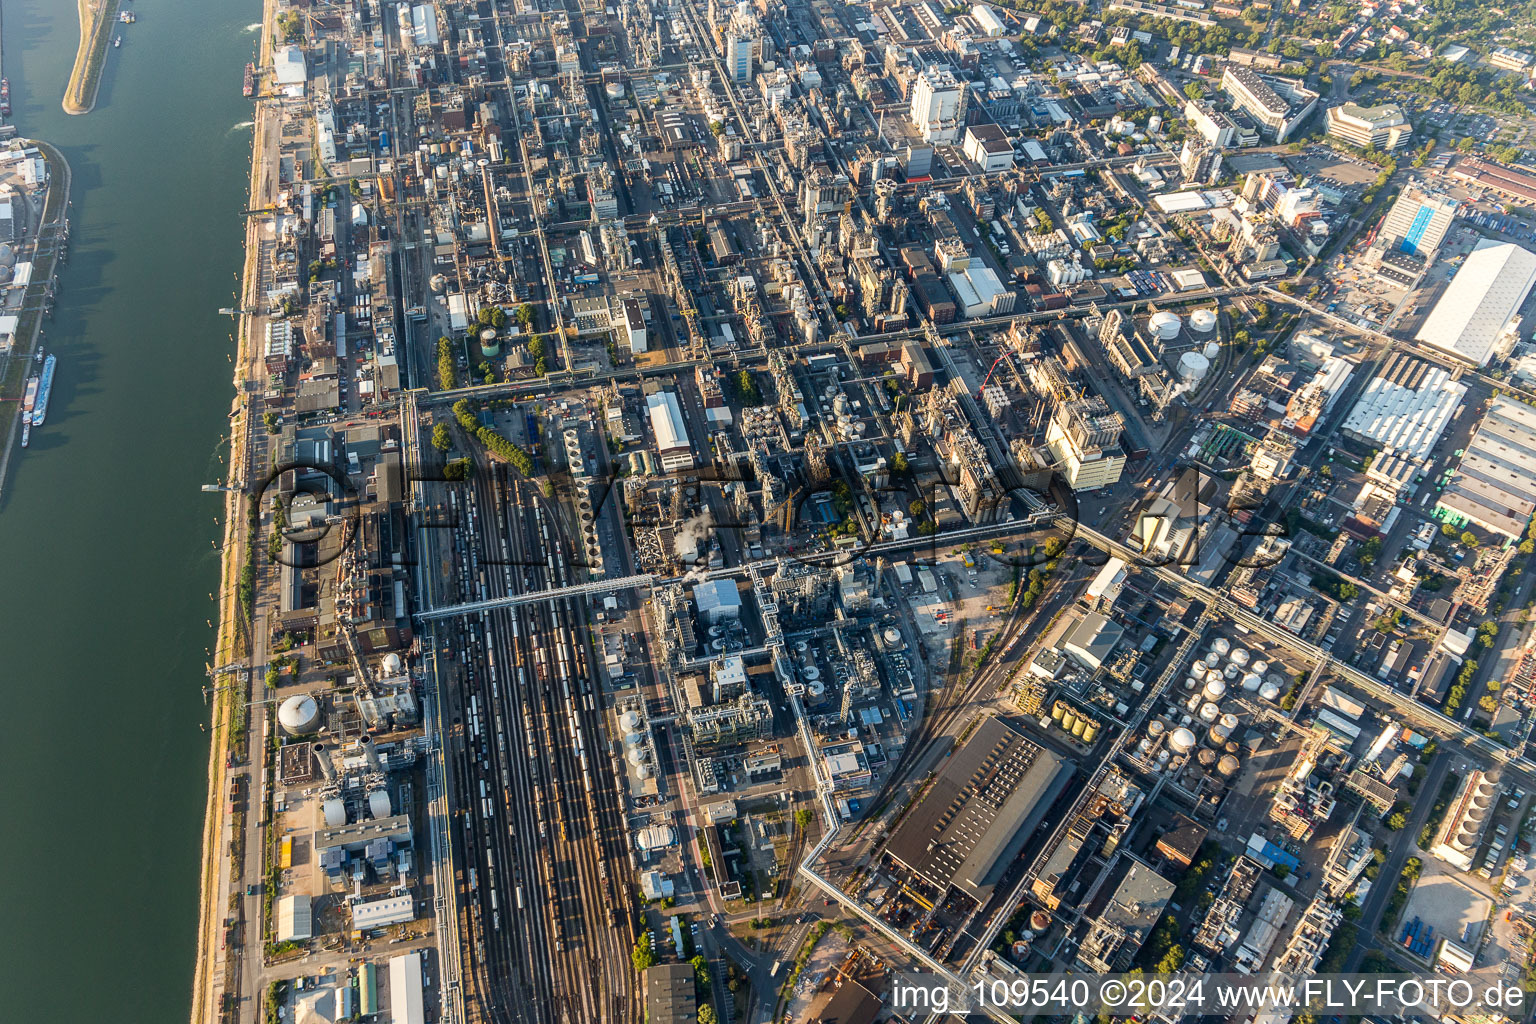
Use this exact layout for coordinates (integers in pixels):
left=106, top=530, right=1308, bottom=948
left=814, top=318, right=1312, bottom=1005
left=0, top=141, right=71, bottom=501
left=188, top=3, right=275, bottom=1022
left=62, top=0, right=120, bottom=115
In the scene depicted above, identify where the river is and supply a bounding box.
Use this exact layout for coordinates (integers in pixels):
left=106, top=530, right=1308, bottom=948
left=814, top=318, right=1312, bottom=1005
left=0, top=1, right=254, bottom=1019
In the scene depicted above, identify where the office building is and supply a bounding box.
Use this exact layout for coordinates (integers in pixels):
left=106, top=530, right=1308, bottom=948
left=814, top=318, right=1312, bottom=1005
left=1375, top=187, right=1458, bottom=257
left=963, top=123, right=1014, bottom=172
left=1220, top=66, right=1318, bottom=142
left=1415, top=239, right=1536, bottom=366
left=910, top=66, right=966, bottom=143
left=1325, top=102, right=1413, bottom=151
left=1047, top=396, right=1127, bottom=489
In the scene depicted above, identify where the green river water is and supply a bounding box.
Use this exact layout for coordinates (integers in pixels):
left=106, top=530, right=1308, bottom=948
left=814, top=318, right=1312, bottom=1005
left=0, top=1, right=255, bottom=1018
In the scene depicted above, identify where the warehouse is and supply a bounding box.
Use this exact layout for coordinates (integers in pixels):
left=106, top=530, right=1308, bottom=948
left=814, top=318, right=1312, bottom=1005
left=1435, top=396, right=1536, bottom=541
left=1340, top=353, right=1466, bottom=460
left=389, top=951, right=426, bottom=1024
left=646, top=390, right=694, bottom=473
left=1414, top=240, right=1536, bottom=366
left=883, top=717, right=1071, bottom=906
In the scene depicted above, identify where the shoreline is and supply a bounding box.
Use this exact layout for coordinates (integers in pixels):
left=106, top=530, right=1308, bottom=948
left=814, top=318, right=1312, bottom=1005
left=0, top=142, right=72, bottom=503
left=62, top=0, right=122, bottom=115
left=188, top=0, right=275, bottom=1020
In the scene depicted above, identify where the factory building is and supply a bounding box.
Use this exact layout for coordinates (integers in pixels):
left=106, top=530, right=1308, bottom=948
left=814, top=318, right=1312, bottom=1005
left=646, top=390, right=694, bottom=473
left=1047, top=396, right=1127, bottom=489
left=1220, top=66, right=1318, bottom=142
left=1340, top=353, right=1467, bottom=461
left=1414, top=239, right=1536, bottom=366
left=909, top=66, right=966, bottom=143
left=883, top=717, right=1071, bottom=906
left=1325, top=102, right=1412, bottom=152
left=1074, top=857, right=1175, bottom=971
left=1435, top=396, right=1536, bottom=541
left=1375, top=186, right=1458, bottom=258
left=963, top=123, right=1014, bottom=172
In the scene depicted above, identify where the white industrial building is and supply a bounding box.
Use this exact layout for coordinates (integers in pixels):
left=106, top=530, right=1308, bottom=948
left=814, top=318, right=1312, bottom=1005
left=646, top=391, right=694, bottom=473
left=970, top=4, right=1008, bottom=36
left=909, top=66, right=966, bottom=143
left=389, top=951, right=426, bottom=1024
left=1435, top=396, right=1536, bottom=541
left=1341, top=353, right=1466, bottom=461
left=1414, top=240, right=1536, bottom=366
left=693, top=578, right=742, bottom=624
left=275, top=894, right=313, bottom=943
left=272, top=46, right=307, bottom=87
left=352, top=893, right=416, bottom=930
left=963, top=123, right=1014, bottom=172
left=622, top=298, right=648, bottom=353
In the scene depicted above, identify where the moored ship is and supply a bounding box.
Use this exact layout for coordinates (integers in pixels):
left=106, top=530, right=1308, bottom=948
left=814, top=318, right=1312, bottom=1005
left=2, top=78, right=12, bottom=117
left=22, top=374, right=38, bottom=416
left=32, top=353, right=55, bottom=426
left=243, top=63, right=255, bottom=98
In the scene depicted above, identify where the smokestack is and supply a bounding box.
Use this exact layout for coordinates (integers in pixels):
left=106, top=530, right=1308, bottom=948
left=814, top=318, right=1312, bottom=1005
left=312, top=743, right=336, bottom=783
left=359, top=736, right=381, bottom=773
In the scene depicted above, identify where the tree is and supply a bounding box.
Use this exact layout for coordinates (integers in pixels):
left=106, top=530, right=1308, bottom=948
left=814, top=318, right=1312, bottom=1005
left=794, top=808, right=813, bottom=830
left=1461, top=531, right=1479, bottom=548
left=437, top=336, right=457, bottom=391
left=1184, top=81, right=1204, bottom=101
left=264, top=411, right=279, bottom=434
left=515, top=303, right=536, bottom=330
left=910, top=499, right=927, bottom=517
left=1441, top=523, right=1457, bottom=537
left=1155, top=945, right=1185, bottom=975
left=431, top=422, right=452, bottom=452
left=527, top=334, right=546, bottom=361
left=890, top=452, right=909, bottom=474
left=631, top=933, right=657, bottom=972
left=690, top=955, right=711, bottom=990
left=698, top=1007, right=717, bottom=1024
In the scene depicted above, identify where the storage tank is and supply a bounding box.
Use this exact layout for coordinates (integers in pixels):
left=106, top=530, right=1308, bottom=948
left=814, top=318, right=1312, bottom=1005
left=1230, top=648, right=1250, bottom=667
left=1251, top=659, right=1269, bottom=676
left=1051, top=703, right=1067, bottom=722
left=1169, top=728, right=1198, bottom=754
left=627, top=747, right=648, bottom=767
left=323, top=798, right=347, bottom=827
left=1198, top=748, right=1218, bottom=768
left=1185, top=693, right=1203, bottom=713
left=1071, top=717, right=1089, bottom=738
left=1217, top=754, right=1241, bottom=777
left=1204, top=679, right=1227, bottom=701
left=884, top=627, right=902, bottom=646
left=1259, top=681, right=1282, bottom=701
left=1177, top=350, right=1210, bottom=383
left=1224, top=665, right=1240, bottom=680
left=368, top=790, right=392, bottom=820
left=1148, top=310, right=1182, bottom=340
left=1190, top=662, right=1209, bottom=681
left=1211, top=637, right=1231, bottom=656
left=1204, top=652, right=1221, bottom=668
left=1199, top=702, right=1221, bottom=723
left=1189, top=308, right=1217, bottom=335
left=278, top=694, right=322, bottom=736
left=1185, top=676, right=1200, bottom=690
left=1148, top=720, right=1167, bottom=739
left=382, top=653, right=405, bottom=677
left=1030, top=911, right=1053, bottom=932
left=1137, top=737, right=1153, bottom=755
left=620, top=710, right=642, bottom=733
left=1203, top=341, right=1220, bottom=360
left=605, top=81, right=625, bottom=100
left=480, top=326, right=500, bottom=357
left=1082, top=721, right=1101, bottom=743
left=1242, top=672, right=1263, bottom=692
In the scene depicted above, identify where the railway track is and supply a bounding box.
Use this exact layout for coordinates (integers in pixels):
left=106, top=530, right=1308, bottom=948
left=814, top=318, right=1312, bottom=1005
left=436, top=462, right=638, bottom=1024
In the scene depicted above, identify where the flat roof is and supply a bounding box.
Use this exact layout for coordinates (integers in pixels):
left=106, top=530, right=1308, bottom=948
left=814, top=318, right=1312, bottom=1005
left=1415, top=240, right=1536, bottom=366
left=884, top=716, right=1070, bottom=903
left=389, top=951, right=426, bottom=1024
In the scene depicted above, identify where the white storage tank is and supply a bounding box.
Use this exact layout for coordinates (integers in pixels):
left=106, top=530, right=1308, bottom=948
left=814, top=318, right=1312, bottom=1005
left=1259, top=681, right=1282, bottom=701
left=620, top=709, right=642, bottom=733
left=1230, top=648, right=1250, bottom=667
left=1204, top=679, right=1227, bottom=701
left=1241, top=672, right=1263, bottom=692
left=1251, top=659, right=1269, bottom=676
left=1191, top=662, right=1209, bottom=681
left=1178, top=350, right=1210, bottom=383
left=1148, top=720, right=1167, bottom=739
left=1169, top=728, right=1198, bottom=755
left=278, top=694, right=322, bottom=736
left=1202, top=341, right=1220, bottom=360
left=1224, top=665, right=1240, bottom=680
left=1204, top=652, right=1221, bottom=668
left=1148, top=310, right=1182, bottom=340
left=1185, top=676, right=1200, bottom=690
left=1211, top=638, right=1231, bottom=656
left=1199, top=702, right=1221, bottom=723
left=1189, top=308, right=1217, bottom=335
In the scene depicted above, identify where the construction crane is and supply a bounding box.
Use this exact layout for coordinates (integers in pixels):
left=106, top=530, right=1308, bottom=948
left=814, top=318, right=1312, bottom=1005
left=976, top=350, right=1013, bottom=399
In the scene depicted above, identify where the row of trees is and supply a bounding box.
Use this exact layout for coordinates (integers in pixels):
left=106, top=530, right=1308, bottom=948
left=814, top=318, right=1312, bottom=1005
left=452, top=399, right=534, bottom=476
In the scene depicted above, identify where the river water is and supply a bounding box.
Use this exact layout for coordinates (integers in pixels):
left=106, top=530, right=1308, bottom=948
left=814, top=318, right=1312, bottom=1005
left=0, top=1, right=254, bottom=1018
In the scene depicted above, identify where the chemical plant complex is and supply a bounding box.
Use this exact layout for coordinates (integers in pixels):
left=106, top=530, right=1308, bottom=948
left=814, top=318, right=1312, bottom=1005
left=205, top=1, right=1536, bottom=1023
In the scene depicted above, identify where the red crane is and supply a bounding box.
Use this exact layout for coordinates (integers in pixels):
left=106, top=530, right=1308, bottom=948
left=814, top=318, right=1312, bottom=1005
left=976, top=351, right=1013, bottom=398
